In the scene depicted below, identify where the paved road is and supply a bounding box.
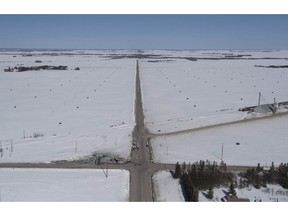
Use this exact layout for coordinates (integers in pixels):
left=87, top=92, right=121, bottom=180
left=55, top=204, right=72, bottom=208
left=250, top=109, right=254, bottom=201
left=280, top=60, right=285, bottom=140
left=129, top=60, right=154, bottom=201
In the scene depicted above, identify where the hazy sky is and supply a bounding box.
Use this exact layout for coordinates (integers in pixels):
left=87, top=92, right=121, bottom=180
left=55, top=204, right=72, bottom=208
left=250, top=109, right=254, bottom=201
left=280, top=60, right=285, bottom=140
left=0, top=15, right=287, bottom=49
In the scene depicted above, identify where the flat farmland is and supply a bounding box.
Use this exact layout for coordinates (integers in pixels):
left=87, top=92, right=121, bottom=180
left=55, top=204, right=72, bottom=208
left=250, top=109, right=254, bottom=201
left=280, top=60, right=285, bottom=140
left=0, top=168, right=129, bottom=201
left=0, top=51, right=136, bottom=162
left=140, top=50, right=288, bottom=166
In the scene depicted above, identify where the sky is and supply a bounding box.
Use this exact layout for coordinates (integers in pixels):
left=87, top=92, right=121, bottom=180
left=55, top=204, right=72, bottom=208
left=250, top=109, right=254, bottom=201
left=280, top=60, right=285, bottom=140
left=0, top=15, right=288, bottom=50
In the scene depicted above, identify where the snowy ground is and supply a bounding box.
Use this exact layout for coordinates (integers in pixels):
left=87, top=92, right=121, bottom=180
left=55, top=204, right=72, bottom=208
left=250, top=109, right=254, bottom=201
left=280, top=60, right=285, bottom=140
left=0, top=126, right=132, bottom=163
left=0, top=51, right=136, bottom=162
left=0, top=168, right=129, bottom=201
left=152, top=170, right=185, bottom=202
left=141, top=50, right=288, bottom=133
left=151, top=115, right=288, bottom=166
left=199, top=184, right=288, bottom=202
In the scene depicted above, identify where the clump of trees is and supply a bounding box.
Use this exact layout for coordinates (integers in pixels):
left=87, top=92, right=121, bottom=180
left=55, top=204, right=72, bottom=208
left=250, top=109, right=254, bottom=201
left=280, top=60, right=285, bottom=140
left=174, top=160, right=234, bottom=202
left=4, top=65, right=68, bottom=72
left=239, top=162, right=288, bottom=189
left=33, top=132, right=44, bottom=138
left=174, top=161, right=288, bottom=202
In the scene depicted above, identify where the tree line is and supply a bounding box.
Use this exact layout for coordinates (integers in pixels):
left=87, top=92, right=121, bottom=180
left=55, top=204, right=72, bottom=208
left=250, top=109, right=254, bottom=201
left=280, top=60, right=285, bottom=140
left=174, top=161, right=288, bottom=202
left=4, top=65, right=68, bottom=72
left=174, top=160, right=235, bottom=201
left=239, top=162, right=288, bottom=189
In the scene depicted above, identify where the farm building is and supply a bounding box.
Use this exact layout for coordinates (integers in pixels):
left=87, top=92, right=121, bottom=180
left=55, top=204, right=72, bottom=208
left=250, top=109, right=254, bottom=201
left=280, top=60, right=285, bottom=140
left=223, top=195, right=250, bottom=202
left=254, top=104, right=276, bottom=114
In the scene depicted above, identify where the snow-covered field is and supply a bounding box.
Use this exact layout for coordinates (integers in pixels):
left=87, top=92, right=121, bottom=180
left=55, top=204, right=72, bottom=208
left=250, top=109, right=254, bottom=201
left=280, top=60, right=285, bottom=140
left=152, top=170, right=184, bottom=202
left=138, top=50, right=288, bottom=166
left=151, top=115, right=288, bottom=166
left=141, top=50, right=288, bottom=133
left=0, top=51, right=136, bottom=162
left=0, top=168, right=129, bottom=201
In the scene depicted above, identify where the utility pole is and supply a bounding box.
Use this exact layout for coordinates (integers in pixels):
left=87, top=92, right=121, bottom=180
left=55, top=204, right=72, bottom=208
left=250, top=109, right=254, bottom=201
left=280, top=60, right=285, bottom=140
left=11, top=139, right=13, bottom=153
left=258, top=92, right=261, bottom=106
left=221, top=143, right=224, bottom=162
left=0, top=140, right=3, bottom=157
left=273, top=98, right=277, bottom=114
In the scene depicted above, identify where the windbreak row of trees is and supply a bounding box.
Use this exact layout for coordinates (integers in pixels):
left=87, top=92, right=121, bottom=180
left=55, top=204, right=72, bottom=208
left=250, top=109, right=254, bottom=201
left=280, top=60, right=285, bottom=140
left=174, top=161, right=288, bottom=202
left=4, top=65, right=68, bottom=72
left=174, top=160, right=235, bottom=201
left=239, top=162, right=288, bottom=189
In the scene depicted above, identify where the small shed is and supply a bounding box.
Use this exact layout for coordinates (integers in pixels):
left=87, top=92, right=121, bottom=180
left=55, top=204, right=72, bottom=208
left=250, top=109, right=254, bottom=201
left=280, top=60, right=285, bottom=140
left=254, top=104, right=275, bottom=114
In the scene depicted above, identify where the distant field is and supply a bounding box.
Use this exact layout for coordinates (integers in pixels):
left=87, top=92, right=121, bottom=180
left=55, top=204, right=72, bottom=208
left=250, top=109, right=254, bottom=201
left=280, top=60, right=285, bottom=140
left=141, top=51, right=288, bottom=133
left=0, top=51, right=135, bottom=162
left=140, top=50, right=288, bottom=166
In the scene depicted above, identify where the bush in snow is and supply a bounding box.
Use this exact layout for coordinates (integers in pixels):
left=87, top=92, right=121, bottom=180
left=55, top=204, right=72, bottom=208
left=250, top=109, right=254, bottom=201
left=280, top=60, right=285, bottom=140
left=33, top=132, right=44, bottom=138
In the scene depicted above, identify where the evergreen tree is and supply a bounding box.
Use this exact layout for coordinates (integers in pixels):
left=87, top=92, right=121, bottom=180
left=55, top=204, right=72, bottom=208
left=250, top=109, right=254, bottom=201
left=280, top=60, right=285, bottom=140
left=212, top=161, right=217, bottom=171
left=256, top=163, right=262, bottom=172
left=220, top=161, right=227, bottom=171
left=207, top=187, right=214, bottom=200
left=189, top=185, right=199, bottom=202
left=254, top=176, right=261, bottom=189
left=278, top=163, right=288, bottom=189
left=192, top=186, right=199, bottom=202
left=228, top=182, right=237, bottom=196
left=234, top=178, right=238, bottom=188
left=199, top=160, right=205, bottom=172
left=270, top=162, right=275, bottom=171
left=174, top=162, right=182, bottom=178
left=182, top=162, right=186, bottom=172
left=187, top=162, right=191, bottom=173
left=267, top=162, right=277, bottom=183
left=238, top=178, right=244, bottom=189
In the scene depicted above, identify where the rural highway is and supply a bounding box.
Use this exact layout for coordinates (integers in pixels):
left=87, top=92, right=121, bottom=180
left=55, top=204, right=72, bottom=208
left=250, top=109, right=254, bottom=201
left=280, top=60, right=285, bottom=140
left=128, top=60, right=178, bottom=201
left=129, top=60, right=153, bottom=201
left=0, top=59, right=274, bottom=201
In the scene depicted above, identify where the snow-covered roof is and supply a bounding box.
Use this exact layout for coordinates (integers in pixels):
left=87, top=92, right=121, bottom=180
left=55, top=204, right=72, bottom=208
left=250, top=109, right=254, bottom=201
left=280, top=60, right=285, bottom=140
left=254, top=104, right=275, bottom=114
